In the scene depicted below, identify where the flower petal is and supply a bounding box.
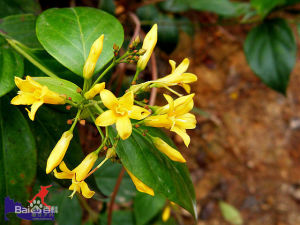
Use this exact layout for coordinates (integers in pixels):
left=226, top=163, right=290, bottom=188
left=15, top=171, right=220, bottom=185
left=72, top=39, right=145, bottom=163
left=11, top=92, right=37, bottom=105
left=182, top=72, right=197, bottom=83
left=53, top=169, right=74, bottom=179
left=80, top=181, right=95, bottom=198
left=15, top=76, right=42, bottom=92
left=95, top=110, right=117, bottom=126
left=173, top=58, right=189, bottom=76
left=170, top=126, right=190, bottom=147
left=119, top=91, right=134, bottom=110
left=100, top=89, right=118, bottom=110
left=163, top=94, right=174, bottom=115
left=144, top=115, right=171, bottom=128
left=126, top=169, right=154, bottom=196
left=59, top=161, right=72, bottom=173
left=128, top=105, right=150, bottom=120
left=180, top=83, right=191, bottom=93
left=26, top=101, right=43, bottom=121
left=169, top=60, right=176, bottom=73
left=175, top=113, right=196, bottom=129
left=116, top=116, right=132, bottom=140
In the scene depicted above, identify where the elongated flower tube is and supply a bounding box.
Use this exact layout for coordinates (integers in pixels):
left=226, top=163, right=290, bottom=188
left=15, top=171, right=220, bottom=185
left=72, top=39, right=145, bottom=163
left=53, top=151, right=98, bottom=198
left=11, top=76, right=65, bottom=120
left=84, top=82, right=105, bottom=99
left=95, top=89, right=150, bottom=140
left=137, top=24, right=157, bottom=71
left=125, top=168, right=154, bottom=196
left=144, top=94, right=196, bottom=147
left=46, top=131, right=73, bottom=174
left=83, top=34, right=104, bottom=79
left=151, top=58, right=197, bottom=93
left=152, top=137, right=186, bottom=163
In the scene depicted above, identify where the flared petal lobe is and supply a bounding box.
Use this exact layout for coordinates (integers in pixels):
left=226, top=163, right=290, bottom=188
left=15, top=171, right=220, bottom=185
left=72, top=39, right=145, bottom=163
left=80, top=181, right=95, bottom=198
left=128, top=105, right=150, bottom=120
left=170, top=126, right=190, bottom=147
left=100, top=89, right=119, bottom=110
left=95, top=110, right=117, bottom=126
left=116, top=116, right=132, bottom=140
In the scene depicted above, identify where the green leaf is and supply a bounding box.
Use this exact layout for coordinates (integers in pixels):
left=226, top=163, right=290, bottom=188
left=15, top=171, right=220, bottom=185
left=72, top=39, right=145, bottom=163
left=0, top=47, right=23, bottom=97
left=36, top=7, right=124, bottom=76
left=244, top=19, right=296, bottom=94
left=0, top=14, right=41, bottom=48
left=109, top=127, right=197, bottom=218
left=33, top=77, right=83, bottom=103
left=134, top=192, right=166, bottom=225
left=0, top=96, right=36, bottom=224
left=188, top=0, right=238, bottom=17
left=219, top=201, right=243, bottom=225
left=0, top=0, right=40, bottom=18
left=98, top=0, right=116, bottom=15
left=100, top=210, right=134, bottom=225
left=250, top=0, right=285, bottom=17
left=94, top=158, right=136, bottom=203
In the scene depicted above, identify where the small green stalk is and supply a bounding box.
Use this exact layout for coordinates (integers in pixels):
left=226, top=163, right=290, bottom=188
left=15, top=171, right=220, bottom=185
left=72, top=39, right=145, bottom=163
left=87, top=108, right=104, bottom=140
left=132, top=68, right=141, bottom=84
left=69, top=109, right=82, bottom=132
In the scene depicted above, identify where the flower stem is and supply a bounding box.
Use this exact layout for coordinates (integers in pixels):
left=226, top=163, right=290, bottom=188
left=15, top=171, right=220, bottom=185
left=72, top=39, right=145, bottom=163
left=132, top=68, right=141, bottom=84
left=69, top=109, right=82, bottom=132
left=87, top=108, right=104, bottom=140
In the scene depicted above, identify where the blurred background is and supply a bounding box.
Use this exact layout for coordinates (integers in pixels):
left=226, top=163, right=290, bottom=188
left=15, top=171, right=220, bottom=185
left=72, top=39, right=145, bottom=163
left=2, top=0, right=300, bottom=224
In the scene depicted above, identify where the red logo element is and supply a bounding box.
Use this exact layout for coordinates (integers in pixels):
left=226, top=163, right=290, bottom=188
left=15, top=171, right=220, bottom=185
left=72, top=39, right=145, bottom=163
left=28, top=185, right=52, bottom=209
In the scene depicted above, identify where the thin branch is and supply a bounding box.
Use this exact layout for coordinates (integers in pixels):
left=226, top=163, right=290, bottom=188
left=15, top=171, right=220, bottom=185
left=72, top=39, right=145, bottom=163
left=149, top=53, right=158, bottom=106
left=107, top=167, right=125, bottom=225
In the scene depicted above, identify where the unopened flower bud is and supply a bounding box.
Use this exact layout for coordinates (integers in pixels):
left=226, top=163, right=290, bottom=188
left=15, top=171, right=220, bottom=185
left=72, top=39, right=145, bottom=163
left=83, top=34, right=104, bottom=79
left=137, top=24, right=157, bottom=71
left=106, top=148, right=116, bottom=159
left=133, top=36, right=140, bottom=46
left=125, top=168, right=154, bottom=196
left=46, top=131, right=73, bottom=174
left=138, top=49, right=147, bottom=55
left=74, top=151, right=98, bottom=181
left=113, top=43, right=119, bottom=51
left=84, top=82, right=105, bottom=99
left=152, top=137, right=186, bottom=163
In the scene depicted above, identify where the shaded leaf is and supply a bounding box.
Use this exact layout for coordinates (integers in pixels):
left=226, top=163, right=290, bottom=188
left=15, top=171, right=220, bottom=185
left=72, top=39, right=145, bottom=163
left=158, top=0, right=189, bottom=13
left=250, top=0, right=285, bottom=17
left=36, top=7, right=124, bottom=76
left=244, top=18, right=296, bottom=94
left=100, top=210, right=134, bottom=225
left=0, top=0, right=40, bottom=18
left=0, top=46, right=23, bottom=97
left=0, top=96, right=36, bottom=224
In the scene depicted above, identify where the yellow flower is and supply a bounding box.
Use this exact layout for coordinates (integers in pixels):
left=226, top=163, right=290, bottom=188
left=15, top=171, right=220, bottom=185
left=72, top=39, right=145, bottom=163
left=11, top=76, right=65, bottom=120
left=137, top=24, right=157, bottom=71
left=152, top=58, right=197, bottom=93
left=95, top=89, right=150, bottom=140
left=144, top=94, right=196, bottom=146
left=53, top=152, right=98, bottom=198
left=84, top=82, right=105, bottom=99
left=83, top=34, right=104, bottom=79
left=162, top=206, right=171, bottom=222
left=125, top=168, right=154, bottom=196
left=152, top=137, right=186, bottom=163
left=46, top=131, right=73, bottom=174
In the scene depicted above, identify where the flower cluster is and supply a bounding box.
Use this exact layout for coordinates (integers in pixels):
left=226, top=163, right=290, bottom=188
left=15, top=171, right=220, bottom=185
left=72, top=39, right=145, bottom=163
left=11, top=24, right=197, bottom=198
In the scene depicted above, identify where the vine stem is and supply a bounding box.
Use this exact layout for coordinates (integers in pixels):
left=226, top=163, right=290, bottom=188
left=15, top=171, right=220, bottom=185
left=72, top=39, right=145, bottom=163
left=107, top=167, right=125, bottom=225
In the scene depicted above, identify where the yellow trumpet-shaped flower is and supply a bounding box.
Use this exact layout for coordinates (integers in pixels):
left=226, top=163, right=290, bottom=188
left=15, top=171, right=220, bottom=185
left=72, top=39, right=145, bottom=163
left=125, top=168, right=154, bottom=196
left=144, top=94, right=196, bottom=146
left=95, top=89, right=150, bottom=140
left=137, top=24, right=157, bottom=71
left=53, top=151, right=98, bottom=198
left=11, top=76, right=65, bottom=120
left=84, top=82, right=105, bottom=99
left=152, top=137, right=186, bottom=163
left=83, top=34, right=104, bottom=79
left=46, top=131, right=73, bottom=174
left=152, top=58, right=197, bottom=93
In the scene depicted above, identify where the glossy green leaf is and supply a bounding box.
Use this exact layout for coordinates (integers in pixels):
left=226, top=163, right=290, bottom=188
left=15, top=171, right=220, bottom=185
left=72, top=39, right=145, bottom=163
left=94, top=158, right=136, bottom=203
left=250, top=0, right=285, bottom=17
left=36, top=7, right=124, bottom=76
left=33, top=77, right=83, bottom=103
left=109, top=127, right=197, bottom=218
left=0, top=96, right=36, bottom=224
left=0, top=0, right=40, bottom=18
left=0, top=47, right=23, bottom=97
left=0, top=14, right=41, bottom=48
left=134, top=192, right=166, bottom=225
left=188, top=0, right=237, bottom=16
left=219, top=201, right=243, bottom=225
left=244, top=19, right=296, bottom=94
left=100, top=210, right=134, bottom=225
